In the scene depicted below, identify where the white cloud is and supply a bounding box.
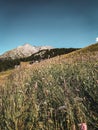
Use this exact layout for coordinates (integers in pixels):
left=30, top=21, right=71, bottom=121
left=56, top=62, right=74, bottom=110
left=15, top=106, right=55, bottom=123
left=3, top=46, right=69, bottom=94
left=96, top=37, right=98, bottom=42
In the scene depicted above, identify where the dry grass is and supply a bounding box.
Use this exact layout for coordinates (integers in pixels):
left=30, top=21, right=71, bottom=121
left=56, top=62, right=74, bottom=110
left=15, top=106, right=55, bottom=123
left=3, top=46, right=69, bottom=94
left=0, top=43, right=98, bottom=130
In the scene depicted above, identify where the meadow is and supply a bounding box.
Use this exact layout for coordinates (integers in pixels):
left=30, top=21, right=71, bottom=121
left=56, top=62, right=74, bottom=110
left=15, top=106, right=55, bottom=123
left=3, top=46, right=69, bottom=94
left=0, top=43, right=98, bottom=130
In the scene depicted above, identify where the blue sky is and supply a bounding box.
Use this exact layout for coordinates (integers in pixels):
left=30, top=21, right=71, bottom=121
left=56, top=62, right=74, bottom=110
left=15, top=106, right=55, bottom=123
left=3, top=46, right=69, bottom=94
left=0, top=0, right=98, bottom=54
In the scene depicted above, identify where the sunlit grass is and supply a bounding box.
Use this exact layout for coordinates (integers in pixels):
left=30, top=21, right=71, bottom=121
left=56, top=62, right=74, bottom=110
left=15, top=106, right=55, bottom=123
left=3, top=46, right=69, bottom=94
left=0, top=43, right=98, bottom=129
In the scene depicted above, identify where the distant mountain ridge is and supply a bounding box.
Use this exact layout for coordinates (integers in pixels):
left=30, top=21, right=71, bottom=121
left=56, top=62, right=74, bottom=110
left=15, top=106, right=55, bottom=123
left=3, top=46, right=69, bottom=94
left=0, top=44, right=79, bottom=72
left=0, top=43, right=53, bottom=60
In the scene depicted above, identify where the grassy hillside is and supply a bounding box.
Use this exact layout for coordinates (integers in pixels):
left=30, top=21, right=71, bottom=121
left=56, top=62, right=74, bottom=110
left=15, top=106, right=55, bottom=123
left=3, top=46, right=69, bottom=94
left=0, top=43, right=98, bottom=130
left=0, top=48, right=79, bottom=72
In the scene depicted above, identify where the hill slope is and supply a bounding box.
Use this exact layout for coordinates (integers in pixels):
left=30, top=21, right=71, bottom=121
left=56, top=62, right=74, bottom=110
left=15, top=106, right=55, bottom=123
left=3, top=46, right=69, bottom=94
left=0, top=47, right=79, bottom=72
left=0, top=43, right=98, bottom=130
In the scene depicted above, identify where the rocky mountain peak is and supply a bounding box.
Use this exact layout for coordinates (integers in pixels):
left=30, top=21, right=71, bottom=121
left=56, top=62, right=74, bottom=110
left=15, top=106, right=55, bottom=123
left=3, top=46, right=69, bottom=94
left=0, top=43, right=53, bottom=60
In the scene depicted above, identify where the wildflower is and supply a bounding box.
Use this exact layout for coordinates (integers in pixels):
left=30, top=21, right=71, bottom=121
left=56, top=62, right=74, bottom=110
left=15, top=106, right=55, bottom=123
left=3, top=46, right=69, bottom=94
left=74, top=97, right=83, bottom=102
left=18, top=90, right=24, bottom=94
left=43, top=101, right=47, bottom=105
left=42, top=77, right=45, bottom=80
left=25, top=83, right=30, bottom=86
left=34, top=82, right=38, bottom=90
left=44, top=89, right=49, bottom=96
left=78, top=123, right=87, bottom=130
left=48, top=119, right=53, bottom=124
left=96, top=80, right=98, bottom=84
left=58, top=105, right=66, bottom=110
left=75, top=88, right=80, bottom=92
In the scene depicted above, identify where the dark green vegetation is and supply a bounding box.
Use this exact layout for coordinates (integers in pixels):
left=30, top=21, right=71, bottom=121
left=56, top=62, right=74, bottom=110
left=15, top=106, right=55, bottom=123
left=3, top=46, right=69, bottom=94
left=27, top=48, right=79, bottom=61
left=0, top=59, right=20, bottom=72
left=0, top=48, right=79, bottom=72
left=0, top=43, right=98, bottom=130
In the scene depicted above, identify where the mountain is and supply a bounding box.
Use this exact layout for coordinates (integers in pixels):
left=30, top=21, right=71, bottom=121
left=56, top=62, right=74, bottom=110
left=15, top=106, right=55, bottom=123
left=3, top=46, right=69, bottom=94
left=0, top=43, right=53, bottom=60
left=0, top=46, right=79, bottom=72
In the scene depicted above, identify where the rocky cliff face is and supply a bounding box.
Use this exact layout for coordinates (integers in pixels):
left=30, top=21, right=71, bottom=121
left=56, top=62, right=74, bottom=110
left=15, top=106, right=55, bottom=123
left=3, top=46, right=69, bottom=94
left=0, top=43, right=53, bottom=60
